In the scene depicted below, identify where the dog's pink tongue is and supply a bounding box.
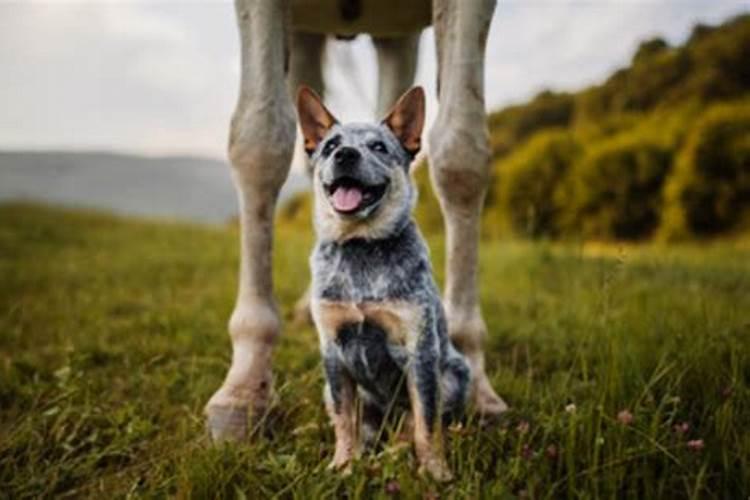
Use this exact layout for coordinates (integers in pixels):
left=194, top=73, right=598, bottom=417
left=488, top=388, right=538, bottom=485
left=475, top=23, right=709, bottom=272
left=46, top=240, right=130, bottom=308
left=331, top=186, right=363, bottom=212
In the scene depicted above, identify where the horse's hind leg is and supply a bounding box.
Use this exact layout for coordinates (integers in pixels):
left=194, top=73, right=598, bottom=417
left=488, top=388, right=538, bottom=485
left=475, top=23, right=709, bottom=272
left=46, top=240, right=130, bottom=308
left=288, top=31, right=326, bottom=325
left=373, top=32, right=420, bottom=116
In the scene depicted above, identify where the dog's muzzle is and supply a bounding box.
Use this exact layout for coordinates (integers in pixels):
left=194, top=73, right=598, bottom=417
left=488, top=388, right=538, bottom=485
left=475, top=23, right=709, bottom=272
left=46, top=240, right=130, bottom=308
left=324, top=176, right=389, bottom=216
left=323, top=147, right=389, bottom=216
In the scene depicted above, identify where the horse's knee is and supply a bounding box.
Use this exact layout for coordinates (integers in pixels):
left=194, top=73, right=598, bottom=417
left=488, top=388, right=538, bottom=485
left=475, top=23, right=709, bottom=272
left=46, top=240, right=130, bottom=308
left=229, top=299, right=280, bottom=348
left=228, top=98, right=296, bottom=193
left=445, top=308, right=486, bottom=352
left=428, top=124, right=491, bottom=213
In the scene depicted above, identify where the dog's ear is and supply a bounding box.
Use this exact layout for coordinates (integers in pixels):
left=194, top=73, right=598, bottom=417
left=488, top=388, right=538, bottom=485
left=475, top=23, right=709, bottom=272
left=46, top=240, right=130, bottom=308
left=296, top=86, right=338, bottom=155
left=382, top=86, right=425, bottom=157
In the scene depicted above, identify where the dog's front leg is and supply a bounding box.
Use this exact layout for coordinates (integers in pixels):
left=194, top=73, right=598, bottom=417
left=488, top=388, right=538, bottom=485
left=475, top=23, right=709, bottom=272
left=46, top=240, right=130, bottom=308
left=407, top=327, right=453, bottom=482
left=323, top=349, right=357, bottom=472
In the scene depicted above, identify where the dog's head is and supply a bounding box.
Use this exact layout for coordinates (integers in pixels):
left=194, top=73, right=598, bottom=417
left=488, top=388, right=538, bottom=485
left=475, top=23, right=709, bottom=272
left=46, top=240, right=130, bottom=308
left=296, top=86, right=425, bottom=241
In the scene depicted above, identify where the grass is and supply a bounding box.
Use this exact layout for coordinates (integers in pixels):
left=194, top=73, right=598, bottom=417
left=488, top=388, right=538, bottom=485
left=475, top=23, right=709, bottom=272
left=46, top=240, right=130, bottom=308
left=1, top=202, right=749, bottom=498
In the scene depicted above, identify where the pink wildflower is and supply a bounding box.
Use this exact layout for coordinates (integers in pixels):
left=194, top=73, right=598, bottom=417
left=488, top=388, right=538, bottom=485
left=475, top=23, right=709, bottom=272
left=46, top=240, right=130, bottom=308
left=385, top=479, right=400, bottom=495
left=617, top=409, right=634, bottom=425
left=673, top=422, right=690, bottom=435
left=687, top=439, right=705, bottom=452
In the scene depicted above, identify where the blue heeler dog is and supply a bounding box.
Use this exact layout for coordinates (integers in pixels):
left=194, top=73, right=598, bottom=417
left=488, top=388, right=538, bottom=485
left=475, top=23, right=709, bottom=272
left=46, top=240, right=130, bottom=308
left=296, top=85, right=471, bottom=481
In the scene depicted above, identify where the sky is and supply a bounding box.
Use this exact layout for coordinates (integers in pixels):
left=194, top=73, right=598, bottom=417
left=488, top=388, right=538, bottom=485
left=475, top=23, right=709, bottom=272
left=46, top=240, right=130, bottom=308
left=0, top=0, right=748, bottom=161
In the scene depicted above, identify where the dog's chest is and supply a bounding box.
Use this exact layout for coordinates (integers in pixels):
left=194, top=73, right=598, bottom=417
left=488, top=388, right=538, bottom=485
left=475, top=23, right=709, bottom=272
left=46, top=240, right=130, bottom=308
left=316, top=262, right=394, bottom=302
left=311, top=237, right=424, bottom=303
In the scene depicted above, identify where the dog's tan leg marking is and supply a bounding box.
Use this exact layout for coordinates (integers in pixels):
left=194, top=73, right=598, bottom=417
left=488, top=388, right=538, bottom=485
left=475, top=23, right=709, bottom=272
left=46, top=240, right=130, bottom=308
left=362, top=301, right=453, bottom=481
left=205, top=0, right=296, bottom=442
left=310, top=299, right=359, bottom=471
left=429, top=0, right=508, bottom=418
left=397, top=305, right=451, bottom=481
left=407, top=373, right=453, bottom=482
left=312, top=301, right=361, bottom=471
left=325, top=374, right=358, bottom=471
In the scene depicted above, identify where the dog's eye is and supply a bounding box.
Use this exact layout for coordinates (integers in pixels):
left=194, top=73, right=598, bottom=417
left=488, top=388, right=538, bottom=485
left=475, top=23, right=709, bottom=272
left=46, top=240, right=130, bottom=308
left=368, top=141, right=388, bottom=154
left=322, top=137, right=340, bottom=158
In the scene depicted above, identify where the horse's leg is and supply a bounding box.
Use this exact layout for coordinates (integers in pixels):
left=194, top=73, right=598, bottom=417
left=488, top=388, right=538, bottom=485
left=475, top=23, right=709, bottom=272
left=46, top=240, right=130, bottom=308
left=205, top=0, right=296, bottom=441
left=288, top=31, right=326, bottom=325
left=373, top=33, right=420, bottom=116
left=287, top=31, right=326, bottom=99
left=429, top=0, right=508, bottom=417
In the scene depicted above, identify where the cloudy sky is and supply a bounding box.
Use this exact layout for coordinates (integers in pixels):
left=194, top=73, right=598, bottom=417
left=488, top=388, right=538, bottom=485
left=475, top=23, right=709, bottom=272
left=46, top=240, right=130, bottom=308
left=0, top=0, right=747, bottom=160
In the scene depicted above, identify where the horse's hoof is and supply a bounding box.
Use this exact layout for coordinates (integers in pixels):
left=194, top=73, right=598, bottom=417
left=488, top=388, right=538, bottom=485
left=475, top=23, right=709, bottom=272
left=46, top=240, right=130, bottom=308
left=205, top=404, right=248, bottom=443
left=327, top=456, right=353, bottom=476
left=473, top=375, right=509, bottom=420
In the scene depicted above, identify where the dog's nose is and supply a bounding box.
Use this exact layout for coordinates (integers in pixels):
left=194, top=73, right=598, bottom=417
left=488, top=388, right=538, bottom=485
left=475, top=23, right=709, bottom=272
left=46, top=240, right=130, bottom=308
left=333, top=147, right=361, bottom=168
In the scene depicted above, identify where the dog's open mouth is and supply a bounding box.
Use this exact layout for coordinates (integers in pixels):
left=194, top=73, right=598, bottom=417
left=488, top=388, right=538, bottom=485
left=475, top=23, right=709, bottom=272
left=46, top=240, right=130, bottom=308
left=324, top=177, right=389, bottom=215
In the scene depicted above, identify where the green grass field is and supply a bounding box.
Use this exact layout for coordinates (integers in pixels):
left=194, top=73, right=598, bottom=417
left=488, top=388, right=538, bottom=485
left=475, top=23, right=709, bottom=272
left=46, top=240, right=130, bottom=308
left=1, top=202, right=749, bottom=498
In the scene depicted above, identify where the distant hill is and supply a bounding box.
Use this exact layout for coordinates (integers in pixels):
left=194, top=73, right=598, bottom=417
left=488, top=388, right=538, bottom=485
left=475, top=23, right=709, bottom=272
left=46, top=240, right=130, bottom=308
left=0, top=151, right=308, bottom=223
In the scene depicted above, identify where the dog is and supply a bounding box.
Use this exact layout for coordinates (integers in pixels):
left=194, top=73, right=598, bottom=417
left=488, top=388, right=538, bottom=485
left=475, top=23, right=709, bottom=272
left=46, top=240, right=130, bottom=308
left=296, top=85, right=471, bottom=481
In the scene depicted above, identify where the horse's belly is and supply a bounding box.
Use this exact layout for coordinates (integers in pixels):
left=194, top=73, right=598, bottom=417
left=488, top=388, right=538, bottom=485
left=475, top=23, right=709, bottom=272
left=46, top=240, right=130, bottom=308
left=291, top=0, right=432, bottom=37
